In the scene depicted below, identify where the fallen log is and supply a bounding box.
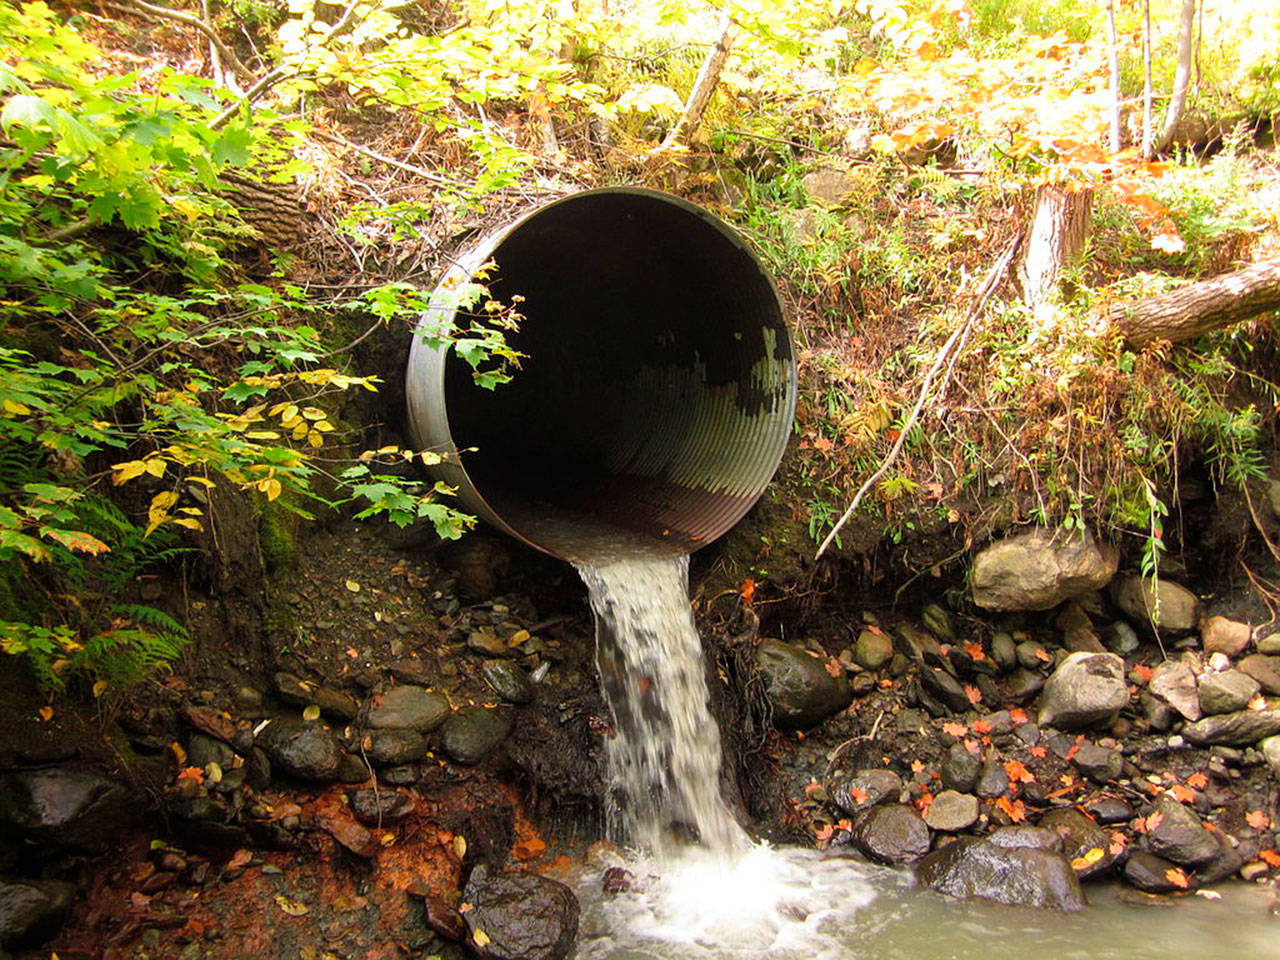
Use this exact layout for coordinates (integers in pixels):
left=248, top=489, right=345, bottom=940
left=1105, top=257, right=1280, bottom=346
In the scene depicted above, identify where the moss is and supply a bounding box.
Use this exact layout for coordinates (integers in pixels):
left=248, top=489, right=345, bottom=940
left=258, top=499, right=299, bottom=572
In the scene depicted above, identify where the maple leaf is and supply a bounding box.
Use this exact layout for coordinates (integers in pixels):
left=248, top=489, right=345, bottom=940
left=1070, top=847, right=1104, bottom=870
left=177, top=766, right=205, bottom=783
left=1259, top=850, right=1280, bottom=868
left=1009, top=708, right=1029, bottom=724
left=1132, top=664, right=1154, bottom=683
left=847, top=787, right=868, bottom=804
left=971, top=720, right=992, bottom=735
left=995, top=796, right=1026, bottom=823
left=740, top=579, right=756, bottom=605
left=1109, top=833, right=1128, bottom=856
left=962, top=642, right=986, bottom=661
left=1245, top=810, right=1271, bottom=830
left=1034, top=647, right=1053, bottom=663
left=1029, top=746, right=1048, bottom=758
left=824, top=657, right=843, bottom=678
left=804, top=781, right=826, bottom=799
left=963, top=684, right=982, bottom=706
left=1169, top=785, right=1196, bottom=804
left=1165, top=867, right=1190, bottom=889
left=941, top=721, right=968, bottom=738
left=1004, top=759, right=1035, bottom=784
left=1186, top=772, right=1208, bottom=790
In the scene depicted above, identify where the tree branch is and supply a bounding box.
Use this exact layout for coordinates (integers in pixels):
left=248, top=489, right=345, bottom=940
left=128, top=0, right=252, bottom=83
left=660, top=12, right=735, bottom=150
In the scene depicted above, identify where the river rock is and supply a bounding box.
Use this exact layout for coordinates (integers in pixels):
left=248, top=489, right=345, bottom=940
left=1199, top=832, right=1246, bottom=884
left=461, top=864, right=579, bottom=960
left=853, top=629, right=894, bottom=670
left=976, top=757, right=1010, bottom=799
left=1143, top=798, right=1219, bottom=867
left=991, top=633, right=1017, bottom=671
left=923, top=791, right=979, bottom=832
left=921, top=603, right=954, bottom=640
left=1110, top=576, right=1199, bottom=632
left=828, top=769, right=903, bottom=815
left=0, top=880, right=75, bottom=949
left=1182, top=709, right=1280, bottom=746
left=1057, top=602, right=1104, bottom=653
left=1040, top=808, right=1117, bottom=879
left=1196, top=670, right=1260, bottom=716
left=1102, top=621, right=1140, bottom=656
left=0, top=768, right=133, bottom=850
left=941, top=743, right=981, bottom=793
left=187, top=733, right=236, bottom=770
left=1036, top=652, right=1129, bottom=730
left=1148, top=660, right=1201, bottom=721
left=441, top=707, right=514, bottom=765
left=851, top=804, right=931, bottom=864
left=274, top=672, right=359, bottom=721
left=970, top=529, right=1118, bottom=612
left=366, top=686, right=450, bottom=731
left=1123, top=850, right=1186, bottom=893
left=1261, top=736, right=1280, bottom=777
left=986, top=826, right=1061, bottom=850
left=347, top=788, right=414, bottom=824
left=255, top=717, right=342, bottom=781
left=1084, top=796, right=1133, bottom=824
left=1201, top=617, right=1252, bottom=657
left=1238, top=654, right=1280, bottom=695
left=482, top=660, right=535, bottom=705
left=1258, top=632, right=1280, bottom=655
left=363, top=728, right=431, bottom=765
left=756, top=640, right=852, bottom=729
left=915, top=833, right=1085, bottom=911
left=1071, top=743, right=1122, bottom=782
left=920, top=667, right=970, bottom=713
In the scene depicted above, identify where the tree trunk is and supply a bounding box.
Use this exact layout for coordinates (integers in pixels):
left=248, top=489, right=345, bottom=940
left=660, top=13, right=735, bottom=150
left=1105, top=257, right=1280, bottom=345
left=1106, top=0, right=1122, bottom=153
left=1018, top=185, right=1093, bottom=321
left=1154, top=0, right=1197, bottom=154
left=1141, top=0, right=1154, bottom=158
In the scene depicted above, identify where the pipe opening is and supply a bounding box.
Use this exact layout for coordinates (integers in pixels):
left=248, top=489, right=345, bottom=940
left=407, top=188, right=795, bottom=558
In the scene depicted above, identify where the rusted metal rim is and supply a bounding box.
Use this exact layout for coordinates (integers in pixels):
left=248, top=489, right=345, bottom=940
left=404, top=187, right=795, bottom=559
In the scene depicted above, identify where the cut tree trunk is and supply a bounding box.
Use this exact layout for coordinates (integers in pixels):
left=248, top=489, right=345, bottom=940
left=1018, top=184, right=1093, bottom=319
left=1105, top=257, right=1280, bottom=346
left=221, top=172, right=310, bottom=249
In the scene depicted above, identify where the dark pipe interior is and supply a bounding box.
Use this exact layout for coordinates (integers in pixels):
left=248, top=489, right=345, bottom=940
left=442, top=191, right=791, bottom=548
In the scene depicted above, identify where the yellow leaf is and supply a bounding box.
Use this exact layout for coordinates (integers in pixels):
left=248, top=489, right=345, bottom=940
left=292, top=422, right=309, bottom=440
left=246, top=431, right=280, bottom=440
left=263, top=478, right=282, bottom=502
left=275, top=894, right=309, bottom=916
left=111, top=461, right=149, bottom=484
left=1070, top=847, right=1104, bottom=870
left=307, top=430, right=324, bottom=448
left=313, top=421, right=334, bottom=433
left=145, top=459, right=166, bottom=478
left=2, top=399, right=31, bottom=416
left=302, top=407, right=326, bottom=421
left=302, top=704, right=321, bottom=721
left=345, top=580, right=361, bottom=592
left=38, top=706, right=54, bottom=721
left=472, top=929, right=490, bottom=948
left=453, top=835, right=467, bottom=859
left=92, top=680, right=109, bottom=698
left=172, top=518, right=203, bottom=531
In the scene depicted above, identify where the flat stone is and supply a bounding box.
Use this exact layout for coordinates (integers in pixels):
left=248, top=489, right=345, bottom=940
left=1124, top=850, right=1185, bottom=893
left=1196, top=670, right=1260, bottom=716
left=468, top=630, right=514, bottom=658
left=1257, top=632, right=1280, bottom=655
left=1036, top=652, right=1129, bottom=730
left=1144, top=798, right=1219, bottom=867
left=482, top=660, right=535, bottom=705
left=461, top=864, right=579, bottom=960
left=347, top=788, right=414, bottom=824
left=1148, top=660, right=1201, bottom=721
left=851, top=804, right=931, bottom=864
left=440, top=707, right=514, bottom=765
left=971, top=529, right=1118, bottom=612
left=1238, top=654, right=1280, bottom=695
left=756, top=640, right=852, bottom=730
left=255, top=717, right=342, bottom=781
left=827, top=769, right=903, bottom=815
left=366, top=686, right=450, bottom=732
left=1071, top=743, right=1122, bottom=782
left=1040, top=808, right=1117, bottom=879
left=1110, top=576, right=1200, bottom=633
left=1083, top=796, right=1133, bottom=824
left=921, top=667, right=970, bottom=713
left=1201, top=617, right=1252, bottom=657
left=1057, top=603, right=1104, bottom=653
left=273, top=673, right=360, bottom=721
left=363, top=729, right=431, bottom=766
left=1182, top=709, right=1280, bottom=746
left=923, top=791, right=979, bottom=832
left=853, top=629, right=894, bottom=670
left=0, top=768, right=133, bottom=850
left=916, top=835, right=1085, bottom=911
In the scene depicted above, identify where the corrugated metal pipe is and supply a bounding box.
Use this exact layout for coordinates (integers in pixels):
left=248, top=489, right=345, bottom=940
left=405, top=187, right=796, bottom=560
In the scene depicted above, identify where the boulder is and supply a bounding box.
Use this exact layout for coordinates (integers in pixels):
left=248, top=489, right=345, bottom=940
left=441, top=707, right=514, bottom=765
left=915, top=833, right=1085, bottom=911
left=756, top=640, right=852, bottom=730
left=1196, top=670, right=1260, bottom=716
left=941, top=743, right=981, bottom=794
left=1238, top=654, right=1280, bottom=696
left=0, top=880, right=75, bottom=949
left=923, top=791, right=979, bottom=832
left=1123, top=850, right=1186, bottom=893
left=1143, top=798, right=1219, bottom=867
left=1201, top=617, right=1252, bottom=657
left=0, top=768, right=133, bottom=850
left=365, top=686, right=450, bottom=732
left=971, top=530, right=1118, bottom=612
left=1040, top=808, right=1117, bottom=879
left=461, top=864, right=579, bottom=960
left=850, top=804, right=931, bottom=864
left=1036, top=652, right=1129, bottom=730
left=1182, top=709, right=1280, bottom=746
left=853, top=629, right=894, bottom=671
left=1148, top=660, right=1201, bottom=721
left=827, top=769, right=903, bottom=815
left=255, top=717, right=342, bottom=781
left=1110, top=576, right=1199, bottom=633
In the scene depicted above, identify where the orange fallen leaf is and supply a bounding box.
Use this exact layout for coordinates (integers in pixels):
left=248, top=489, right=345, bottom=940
left=1029, top=746, right=1048, bottom=758
left=1169, top=784, right=1196, bottom=803
left=995, top=796, right=1027, bottom=823
left=1004, top=760, right=1035, bottom=784
left=847, top=787, right=869, bottom=804
left=1259, top=850, right=1280, bottom=868
left=1133, top=664, right=1153, bottom=683
left=1009, top=708, right=1029, bottom=724
left=963, top=684, right=983, bottom=706
left=1186, top=772, right=1208, bottom=790
left=1034, top=648, right=1053, bottom=663
left=941, top=721, right=968, bottom=738
left=37, top=706, right=54, bottom=722
left=1165, top=867, right=1190, bottom=889
left=740, top=579, right=756, bottom=605
left=825, top=657, right=843, bottom=678
left=512, top=837, right=546, bottom=861
left=1109, top=832, right=1128, bottom=856
left=1245, top=810, right=1271, bottom=830
left=963, top=739, right=980, bottom=755
left=804, top=781, right=826, bottom=799
left=911, top=759, right=926, bottom=774
left=1070, top=847, right=1105, bottom=870
left=963, top=643, right=986, bottom=661
left=972, top=720, right=993, bottom=735
left=177, top=766, right=205, bottom=783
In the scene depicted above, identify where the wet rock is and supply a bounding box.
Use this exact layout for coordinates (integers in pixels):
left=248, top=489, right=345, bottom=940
left=187, top=734, right=236, bottom=770
left=1197, top=670, right=1260, bottom=716
left=1260, top=736, right=1280, bottom=777
left=853, top=629, right=894, bottom=670
left=1141, top=691, right=1178, bottom=732
left=1148, top=660, right=1201, bottom=721
left=482, top=660, right=535, bottom=705
left=971, top=529, right=1118, bottom=612
left=894, top=624, right=946, bottom=666
left=1182, top=709, right=1280, bottom=746
left=273, top=673, right=360, bottom=721
left=1198, top=832, right=1245, bottom=884
left=1084, top=796, right=1133, bottom=823
left=985, top=826, right=1060, bottom=851
left=1101, top=621, right=1140, bottom=656
left=441, top=707, right=514, bottom=765
left=1238, top=654, right=1280, bottom=695
left=363, top=729, right=431, bottom=765
left=756, top=640, right=852, bottom=730
left=1040, top=808, right=1117, bottom=879
left=920, top=667, right=970, bottom=713
left=1016, top=640, right=1051, bottom=671
left=0, top=880, right=75, bottom=949
left=921, top=604, right=954, bottom=640
left=1072, top=743, right=1123, bottom=782
left=1110, top=576, right=1200, bottom=633
left=1123, top=850, right=1186, bottom=893
left=1144, top=798, right=1219, bottom=867
left=335, top=752, right=370, bottom=783
left=380, top=764, right=421, bottom=786
left=469, top=629, right=515, bottom=658
left=976, top=757, right=1010, bottom=799
left=1007, top=668, right=1046, bottom=701
left=991, top=633, right=1018, bottom=671
left=366, top=686, right=450, bottom=732
left=1036, top=652, right=1129, bottom=730
left=255, top=717, right=342, bottom=781
left=0, top=768, right=133, bottom=850
left=923, top=791, right=979, bottom=832
left=828, top=769, right=903, bottom=815
left=461, top=863, right=579, bottom=960
left=1057, top=603, right=1104, bottom=653
left=941, top=743, right=981, bottom=793
left=1201, top=617, right=1252, bottom=657
left=851, top=804, right=931, bottom=864
left=915, top=833, right=1085, bottom=911
left=347, top=788, right=414, bottom=824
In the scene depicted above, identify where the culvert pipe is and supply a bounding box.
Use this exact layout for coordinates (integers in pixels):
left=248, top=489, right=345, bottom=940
left=404, top=187, right=796, bottom=560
